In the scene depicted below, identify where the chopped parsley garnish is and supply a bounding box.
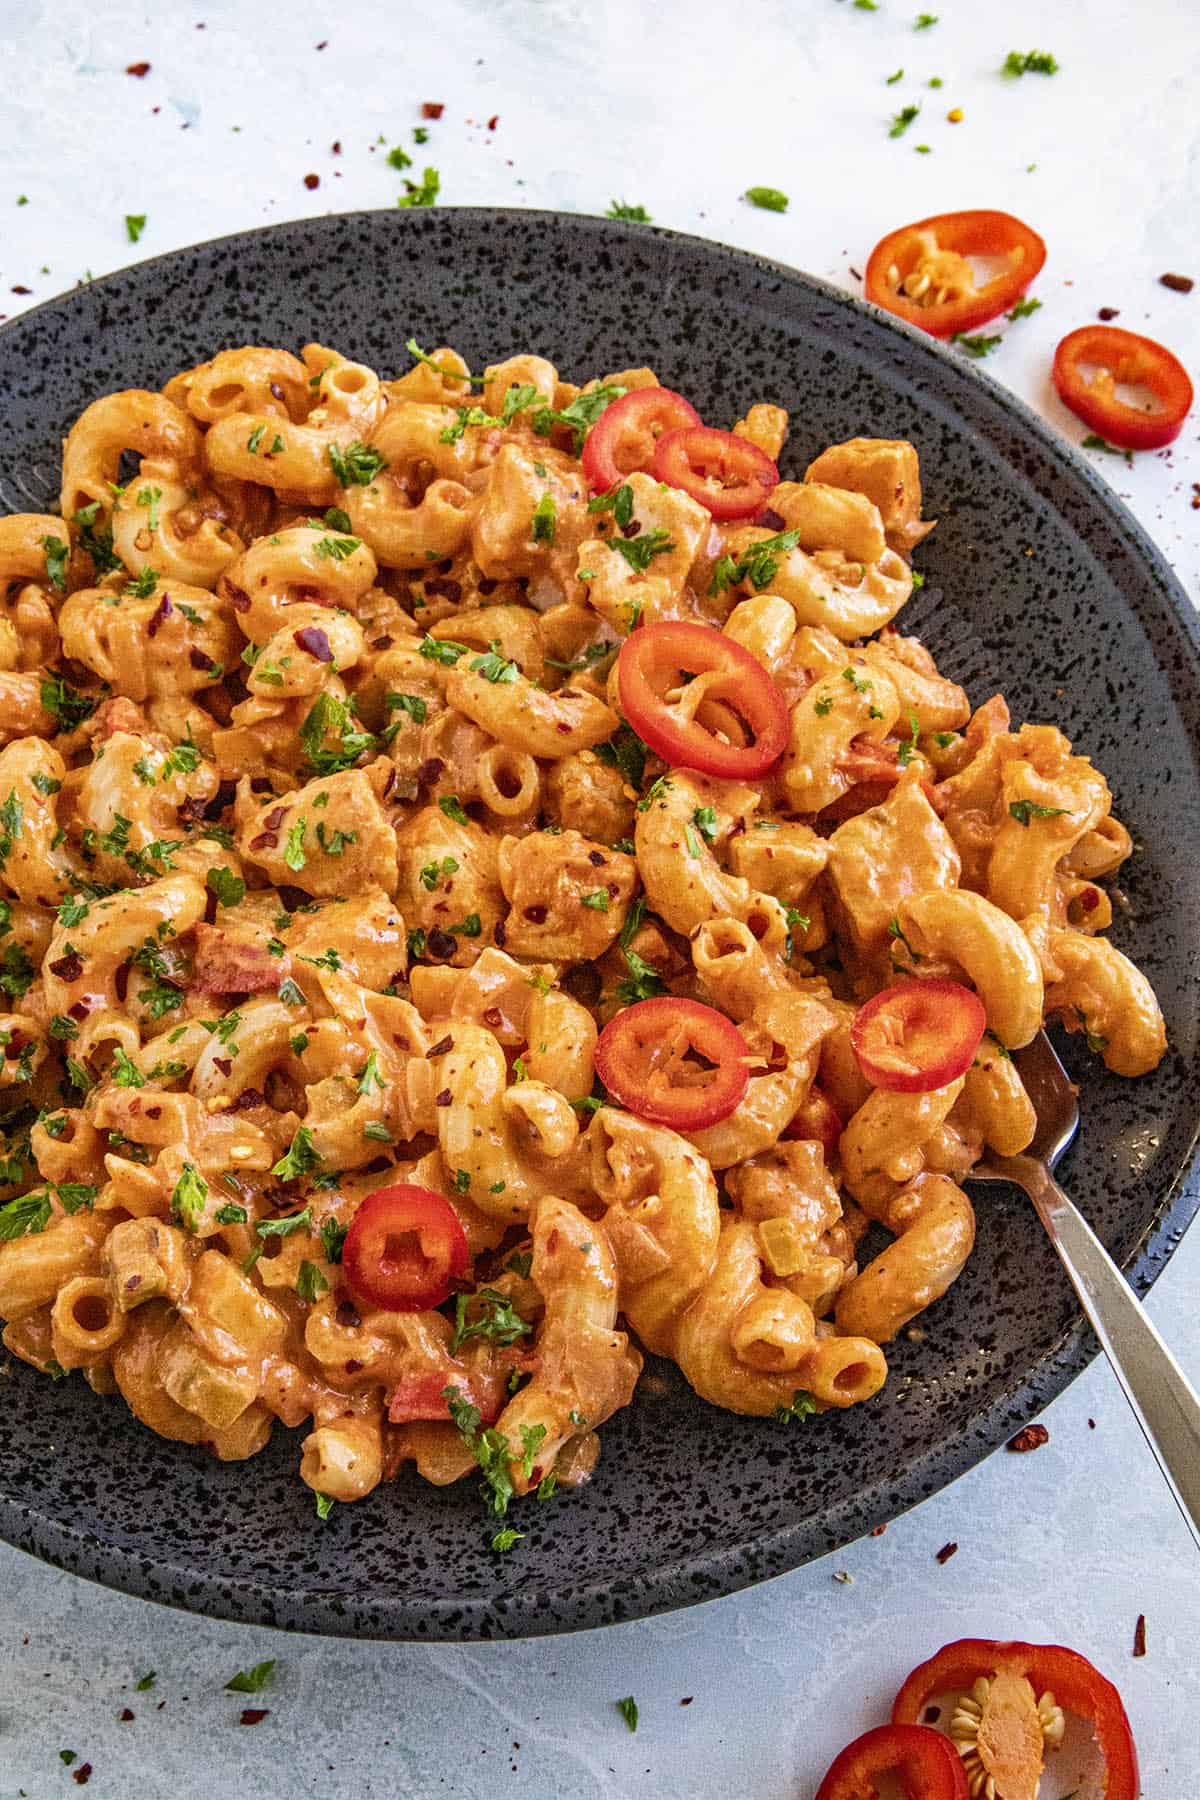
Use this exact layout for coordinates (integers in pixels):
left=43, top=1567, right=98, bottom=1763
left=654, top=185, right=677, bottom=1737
left=952, top=332, right=1003, bottom=359
left=404, top=338, right=483, bottom=387
left=691, top=805, right=718, bottom=843
left=469, top=646, right=519, bottom=684
left=744, top=186, right=789, bottom=212
left=615, top=896, right=664, bottom=1004
left=39, top=674, right=96, bottom=731
left=170, top=1162, right=208, bottom=1233
left=40, top=535, right=69, bottom=592
left=449, top=1287, right=532, bottom=1355
left=225, top=1660, right=276, bottom=1694
left=316, top=1493, right=336, bottom=1521
left=886, top=67, right=904, bottom=83
left=606, top=200, right=652, bottom=221
left=318, top=1217, right=347, bottom=1263
left=206, top=866, right=246, bottom=908
left=357, top=1050, right=385, bottom=1095
left=889, top=103, right=921, bottom=137
left=136, top=484, right=162, bottom=532
left=0, top=1190, right=52, bottom=1240
left=896, top=711, right=921, bottom=767
left=530, top=491, right=557, bottom=546
left=581, top=889, right=610, bottom=911
left=257, top=1207, right=314, bottom=1239
left=1002, top=49, right=1059, bottom=76
left=296, top=1260, right=328, bottom=1302
left=313, top=533, right=361, bottom=562
left=125, top=213, right=147, bottom=242
left=396, top=164, right=441, bottom=208
left=439, top=793, right=469, bottom=826
left=1007, top=295, right=1042, bottom=320
left=708, top=527, right=800, bottom=596
left=529, top=383, right=627, bottom=454
left=326, top=441, right=387, bottom=486
left=774, top=1389, right=819, bottom=1423
left=298, top=691, right=376, bottom=776
left=419, top=854, right=459, bottom=890
left=611, top=527, right=674, bottom=574
left=616, top=1696, right=639, bottom=1733
left=1008, top=799, right=1070, bottom=826
left=595, top=723, right=649, bottom=790
left=214, top=1202, right=248, bottom=1225
left=385, top=691, right=427, bottom=727
left=915, top=10, right=938, bottom=25
left=284, top=818, right=307, bottom=871
left=587, top=481, right=635, bottom=527
left=444, top=1387, right=516, bottom=1517
left=1081, top=434, right=1136, bottom=465
left=247, top=424, right=266, bottom=454
left=490, top=1527, right=523, bottom=1552
left=271, top=1127, right=322, bottom=1182
left=387, top=144, right=413, bottom=171
left=419, top=633, right=469, bottom=665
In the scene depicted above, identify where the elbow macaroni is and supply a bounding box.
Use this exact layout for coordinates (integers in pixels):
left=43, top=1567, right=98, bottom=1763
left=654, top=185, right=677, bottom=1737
left=0, top=339, right=1166, bottom=1527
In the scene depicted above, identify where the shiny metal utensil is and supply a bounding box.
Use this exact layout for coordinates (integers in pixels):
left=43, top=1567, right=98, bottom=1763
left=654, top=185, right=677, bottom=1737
left=968, top=1029, right=1200, bottom=1548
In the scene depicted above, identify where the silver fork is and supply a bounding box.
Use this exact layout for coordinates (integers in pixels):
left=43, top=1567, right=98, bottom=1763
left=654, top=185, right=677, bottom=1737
left=968, top=1030, right=1200, bottom=1549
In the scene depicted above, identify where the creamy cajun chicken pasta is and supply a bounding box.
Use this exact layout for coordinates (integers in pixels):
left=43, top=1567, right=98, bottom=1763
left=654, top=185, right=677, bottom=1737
left=0, top=339, right=1166, bottom=1532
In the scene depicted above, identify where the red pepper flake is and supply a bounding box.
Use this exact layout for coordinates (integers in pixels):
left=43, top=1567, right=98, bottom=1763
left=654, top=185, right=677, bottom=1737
left=427, top=1035, right=455, bottom=1057
left=314, top=39, right=327, bottom=49
left=239, top=1707, right=270, bottom=1725
left=935, top=1541, right=958, bottom=1564
left=679, top=1696, right=693, bottom=1706
left=11, top=285, right=32, bottom=295
left=1088, top=1417, right=1096, bottom=1428
left=331, top=141, right=342, bottom=154
left=50, top=951, right=84, bottom=982
left=870, top=1523, right=888, bottom=1537
left=435, top=1088, right=453, bottom=1107
left=304, top=173, right=320, bottom=191
left=146, top=593, right=173, bottom=637
left=487, top=115, right=499, bottom=130
left=294, top=625, right=333, bottom=662
left=1133, top=1613, right=1147, bottom=1658
left=421, top=102, right=444, bottom=119
left=1160, top=272, right=1194, bottom=294
left=1006, top=1423, right=1049, bottom=1453
left=1098, top=306, right=1121, bottom=320
left=126, top=60, right=151, bottom=76
left=73, top=1767, right=93, bottom=1786
left=849, top=266, right=863, bottom=281
left=120, top=1707, right=135, bottom=1721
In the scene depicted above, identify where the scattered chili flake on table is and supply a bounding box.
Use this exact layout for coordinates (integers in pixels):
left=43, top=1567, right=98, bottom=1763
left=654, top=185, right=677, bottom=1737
left=1098, top=306, right=1120, bottom=320
left=1007, top=1423, right=1049, bottom=1452
left=936, top=1541, right=958, bottom=1564
left=304, top=173, right=320, bottom=190
left=1133, top=1614, right=1147, bottom=1658
left=126, top=61, right=150, bottom=76
left=119, top=1708, right=135, bottom=1722
left=331, top=140, right=341, bottom=153
left=1160, top=272, right=1194, bottom=294
left=73, top=1764, right=92, bottom=1786
left=488, top=115, right=499, bottom=129
left=421, top=101, right=444, bottom=119
left=871, top=1522, right=888, bottom=1536
left=680, top=1696, right=694, bottom=1706
left=240, top=1708, right=271, bottom=1725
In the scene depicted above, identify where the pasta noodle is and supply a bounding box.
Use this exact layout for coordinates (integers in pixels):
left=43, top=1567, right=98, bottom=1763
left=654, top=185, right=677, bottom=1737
left=0, top=338, right=1165, bottom=1535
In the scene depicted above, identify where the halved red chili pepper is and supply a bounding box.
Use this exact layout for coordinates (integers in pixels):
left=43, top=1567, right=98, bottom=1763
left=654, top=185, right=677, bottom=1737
left=815, top=1723, right=968, bottom=1800
left=1053, top=324, right=1193, bottom=450
left=894, top=1639, right=1139, bottom=1800
left=865, top=209, right=1047, bottom=337
left=782, top=1085, right=844, bottom=1156
left=653, top=425, right=778, bottom=520
left=617, top=620, right=789, bottom=780
left=342, top=1182, right=469, bottom=1312
left=581, top=386, right=702, bottom=492
left=595, top=996, right=749, bottom=1130
left=851, top=979, right=986, bottom=1094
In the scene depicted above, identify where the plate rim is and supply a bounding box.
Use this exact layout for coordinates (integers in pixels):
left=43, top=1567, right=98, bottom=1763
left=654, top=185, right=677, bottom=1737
left=0, top=206, right=1197, bottom=1641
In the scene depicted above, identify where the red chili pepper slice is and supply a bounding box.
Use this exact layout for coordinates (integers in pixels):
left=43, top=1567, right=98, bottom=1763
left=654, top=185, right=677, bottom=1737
left=782, top=1085, right=844, bottom=1157
left=851, top=979, right=986, bottom=1094
left=865, top=209, right=1047, bottom=337
left=617, top=621, right=789, bottom=780
left=653, top=425, right=778, bottom=520
left=581, top=386, right=702, bottom=492
left=894, top=1639, right=1139, bottom=1800
left=815, top=1723, right=969, bottom=1800
left=342, top=1182, right=469, bottom=1312
left=1053, top=324, right=1193, bottom=450
left=595, top=996, right=749, bottom=1130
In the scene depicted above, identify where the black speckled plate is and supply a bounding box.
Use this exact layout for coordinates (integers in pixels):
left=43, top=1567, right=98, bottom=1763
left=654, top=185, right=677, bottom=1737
left=1, top=210, right=1198, bottom=1642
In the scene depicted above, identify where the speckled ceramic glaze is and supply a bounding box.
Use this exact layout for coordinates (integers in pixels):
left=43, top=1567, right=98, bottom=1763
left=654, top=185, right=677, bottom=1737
left=0, top=210, right=1197, bottom=1642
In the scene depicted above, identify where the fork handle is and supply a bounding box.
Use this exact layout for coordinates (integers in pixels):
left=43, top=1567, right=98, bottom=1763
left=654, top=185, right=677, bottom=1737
left=1015, top=1155, right=1200, bottom=1550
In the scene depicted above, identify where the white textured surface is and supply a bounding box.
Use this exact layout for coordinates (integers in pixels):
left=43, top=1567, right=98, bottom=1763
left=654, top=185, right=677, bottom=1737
left=1, top=0, right=1198, bottom=1794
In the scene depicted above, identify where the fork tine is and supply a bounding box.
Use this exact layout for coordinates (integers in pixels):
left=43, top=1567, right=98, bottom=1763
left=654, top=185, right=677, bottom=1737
left=1012, top=1030, right=1080, bottom=1170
